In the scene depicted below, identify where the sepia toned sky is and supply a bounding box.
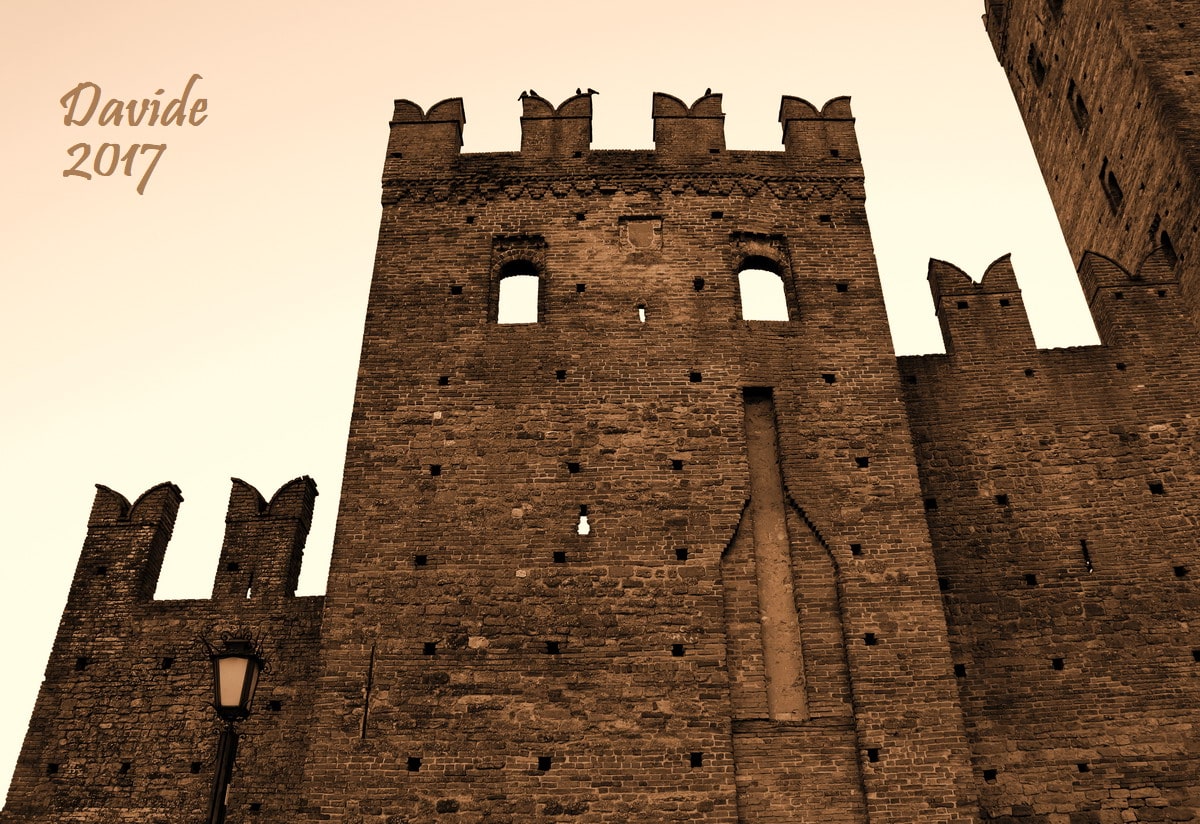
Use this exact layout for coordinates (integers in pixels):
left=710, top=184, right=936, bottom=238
left=0, top=0, right=1095, bottom=799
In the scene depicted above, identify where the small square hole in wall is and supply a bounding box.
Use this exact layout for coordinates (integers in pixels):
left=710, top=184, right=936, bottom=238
left=689, top=752, right=704, bottom=768
left=995, top=494, right=1009, bottom=506
left=836, top=282, right=849, bottom=292
left=226, top=562, right=240, bottom=573
left=711, top=211, right=724, bottom=219
left=438, top=375, right=450, bottom=386
left=1024, top=368, right=1036, bottom=377
left=575, top=212, right=586, bottom=221
left=866, top=749, right=880, bottom=763
left=573, top=150, right=583, bottom=158
left=689, top=372, right=702, bottom=383
left=1077, top=762, right=1090, bottom=773
left=160, top=657, right=174, bottom=670
left=818, top=214, right=833, bottom=223
left=429, top=465, right=442, bottom=476
left=999, top=298, right=1011, bottom=306
left=537, top=756, right=553, bottom=771
left=675, top=547, right=689, bottom=561
left=1052, top=657, right=1065, bottom=670
left=46, top=763, right=59, bottom=776
left=190, top=762, right=202, bottom=774
left=576, top=283, right=586, bottom=293
left=956, top=300, right=969, bottom=309
left=822, top=373, right=837, bottom=384
left=850, top=543, right=862, bottom=556
left=556, top=370, right=567, bottom=381
left=423, top=642, right=437, bottom=656
left=450, top=284, right=463, bottom=295
left=249, top=802, right=262, bottom=813
left=938, top=577, right=950, bottom=591
left=671, top=644, right=685, bottom=657
left=94, top=565, right=107, bottom=577
left=855, top=456, right=870, bottom=468
left=983, top=769, right=997, bottom=782
left=1149, top=482, right=1166, bottom=495
left=954, top=663, right=967, bottom=677
left=1025, top=573, right=1038, bottom=586
left=119, top=761, right=131, bottom=775
left=553, top=551, right=567, bottom=564
left=1116, top=363, right=1127, bottom=371
left=671, top=459, right=684, bottom=471
left=863, top=633, right=878, bottom=646
left=545, top=640, right=561, bottom=655
left=414, top=554, right=428, bottom=567
left=1114, top=291, right=1124, bottom=300
left=693, top=277, right=706, bottom=291
left=1192, top=649, right=1200, bottom=662
left=924, top=498, right=938, bottom=511
left=830, top=149, right=841, bottom=157
left=1174, top=565, right=1189, bottom=578
left=1158, top=289, right=1168, bottom=297
left=407, top=757, right=422, bottom=772
left=268, top=700, right=282, bottom=712
left=75, top=656, right=90, bottom=671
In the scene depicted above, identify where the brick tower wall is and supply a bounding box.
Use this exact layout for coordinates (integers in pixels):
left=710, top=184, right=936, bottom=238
left=0, top=478, right=324, bottom=824
left=984, top=0, right=1200, bottom=326
left=898, top=252, right=1200, bottom=823
left=296, top=93, right=979, bottom=823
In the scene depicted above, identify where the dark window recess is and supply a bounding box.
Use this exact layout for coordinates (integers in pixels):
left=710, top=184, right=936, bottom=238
left=850, top=543, right=863, bottom=556
left=855, top=456, right=870, bottom=468
left=423, top=642, right=437, bottom=656
left=1068, top=79, right=1089, bottom=129
left=1149, top=482, right=1165, bottom=495
left=689, top=752, right=704, bottom=768
left=1027, top=44, right=1048, bottom=86
left=1100, top=158, right=1124, bottom=213
left=538, top=756, right=552, bottom=771
left=450, top=284, right=463, bottom=295
left=553, top=551, right=567, bottom=564
left=414, top=554, right=428, bottom=567
left=1081, top=540, right=1094, bottom=572
left=671, top=644, right=685, bottom=657
left=866, top=749, right=880, bottom=763
left=1052, top=657, right=1065, bottom=670
left=864, top=633, right=878, bottom=646
left=545, top=640, right=561, bottom=655
left=407, top=757, right=422, bottom=772
left=954, top=663, right=967, bottom=677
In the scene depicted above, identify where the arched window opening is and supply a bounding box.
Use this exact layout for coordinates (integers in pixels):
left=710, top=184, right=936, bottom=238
left=738, top=260, right=790, bottom=321
left=497, top=260, right=539, bottom=324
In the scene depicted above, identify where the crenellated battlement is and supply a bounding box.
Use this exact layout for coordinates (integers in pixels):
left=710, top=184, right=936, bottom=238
left=382, top=91, right=861, bottom=180
left=69, top=477, right=317, bottom=607
left=925, top=254, right=1035, bottom=354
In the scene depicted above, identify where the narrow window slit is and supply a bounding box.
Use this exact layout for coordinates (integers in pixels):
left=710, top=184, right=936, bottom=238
left=1081, top=540, right=1094, bottom=572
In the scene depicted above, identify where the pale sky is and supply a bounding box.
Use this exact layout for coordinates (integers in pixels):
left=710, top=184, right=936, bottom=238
left=0, top=0, right=1095, bottom=800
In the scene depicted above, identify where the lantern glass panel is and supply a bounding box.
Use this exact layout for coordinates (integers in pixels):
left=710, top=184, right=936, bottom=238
left=218, top=656, right=250, bottom=709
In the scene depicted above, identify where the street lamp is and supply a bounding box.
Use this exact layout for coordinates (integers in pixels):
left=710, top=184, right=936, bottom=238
left=205, top=636, right=265, bottom=824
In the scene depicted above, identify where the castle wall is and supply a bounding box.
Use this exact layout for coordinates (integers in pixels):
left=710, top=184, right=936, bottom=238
left=0, top=479, right=324, bottom=824
left=295, top=93, right=978, bottom=823
left=899, top=253, right=1200, bottom=823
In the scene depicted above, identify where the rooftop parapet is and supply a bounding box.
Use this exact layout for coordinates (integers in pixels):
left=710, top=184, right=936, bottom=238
left=779, top=96, right=861, bottom=163
left=651, top=91, right=726, bottom=158
left=1079, top=248, right=1186, bottom=346
left=386, top=97, right=466, bottom=165
left=213, top=476, right=318, bottom=600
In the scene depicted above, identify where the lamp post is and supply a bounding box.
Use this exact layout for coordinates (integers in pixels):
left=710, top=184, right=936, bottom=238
left=205, top=637, right=265, bottom=824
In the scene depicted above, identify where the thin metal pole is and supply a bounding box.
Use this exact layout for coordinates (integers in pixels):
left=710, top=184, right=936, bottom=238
left=207, top=723, right=238, bottom=824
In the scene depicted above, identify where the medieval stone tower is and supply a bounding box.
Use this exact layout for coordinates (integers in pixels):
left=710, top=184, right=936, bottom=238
left=5, top=5, right=1200, bottom=823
